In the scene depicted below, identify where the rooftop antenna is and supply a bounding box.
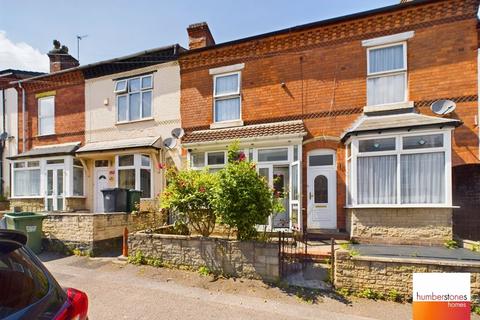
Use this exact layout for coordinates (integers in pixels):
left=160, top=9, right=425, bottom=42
left=76, top=34, right=89, bottom=62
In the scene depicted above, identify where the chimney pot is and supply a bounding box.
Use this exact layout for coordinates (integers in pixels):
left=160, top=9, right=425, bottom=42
left=187, top=22, right=215, bottom=50
left=47, top=40, right=79, bottom=73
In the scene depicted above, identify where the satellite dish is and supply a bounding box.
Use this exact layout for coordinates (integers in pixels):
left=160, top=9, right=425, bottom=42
left=0, top=132, right=8, bottom=140
left=171, top=128, right=185, bottom=139
left=431, top=100, right=456, bottom=115
left=163, top=137, right=177, bottom=149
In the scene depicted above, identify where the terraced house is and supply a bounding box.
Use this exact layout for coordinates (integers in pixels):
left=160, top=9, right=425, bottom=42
left=179, top=0, right=480, bottom=244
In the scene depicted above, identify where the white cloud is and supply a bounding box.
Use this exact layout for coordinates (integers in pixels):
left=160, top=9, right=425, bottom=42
left=0, top=31, right=49, bottom=72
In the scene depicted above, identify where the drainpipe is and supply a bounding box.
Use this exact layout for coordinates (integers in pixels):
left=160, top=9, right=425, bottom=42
left=0, top=88, right=4, bottom=196
left=18, top=82, right=26, bottom=154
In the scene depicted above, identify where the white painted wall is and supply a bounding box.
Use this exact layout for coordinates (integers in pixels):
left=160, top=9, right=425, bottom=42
left=1, top=88, right=18, bottom=197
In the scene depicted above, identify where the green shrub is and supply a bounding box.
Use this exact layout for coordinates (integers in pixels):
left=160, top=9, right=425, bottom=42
left=161, top=168, right=218, bottom=237
left=357, top=288, right=380, bottom=300
left=444, top=239, right=459, bottom=249
left=387, top=289, right=401, bottom=302
left=198, top=266, right=211, bottom=276
left=213, top=142, right=283, bottom=240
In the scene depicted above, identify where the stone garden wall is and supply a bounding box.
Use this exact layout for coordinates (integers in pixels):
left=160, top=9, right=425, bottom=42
left=346, top=208, right=453, bottom=246
left=43, top=211, right=164, bottom=255
left=128, top=232, right=279, bottom=281
left=334, top=249, right=480, bottom=299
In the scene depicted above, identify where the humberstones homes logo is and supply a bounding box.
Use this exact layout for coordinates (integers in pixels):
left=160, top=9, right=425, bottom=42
left=413, top=273, right=471, bottom=320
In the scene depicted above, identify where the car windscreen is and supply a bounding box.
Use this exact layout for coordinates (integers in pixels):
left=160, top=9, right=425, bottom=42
left=0, top=241, right=49, bottom=318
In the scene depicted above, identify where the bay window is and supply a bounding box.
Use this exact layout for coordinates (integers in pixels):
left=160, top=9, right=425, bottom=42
left=115, top=74, right=153, bottom=122
left=13, top=161, right=41, bottom=197
left=347, top=131, right=451, bottom=206
left=367, top=43, right=407, bottom=106
left=214, top=72, right=241, bottom=122
left=116, top=154, right=152, bottom=198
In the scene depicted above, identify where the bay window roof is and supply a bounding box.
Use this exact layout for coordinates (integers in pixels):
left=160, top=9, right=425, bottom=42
left=341, top=112, right=461, bottom=142
left=7, top=142, right=81, bottom=160
left=76, top=136, right=162, bottom=154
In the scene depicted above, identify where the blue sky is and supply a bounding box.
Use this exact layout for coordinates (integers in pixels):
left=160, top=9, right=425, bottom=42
left=0, top=0, right=397, bottom=71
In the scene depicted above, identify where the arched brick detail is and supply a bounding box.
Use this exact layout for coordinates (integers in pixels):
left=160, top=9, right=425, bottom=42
left=302, top=139, right=346, bottom=231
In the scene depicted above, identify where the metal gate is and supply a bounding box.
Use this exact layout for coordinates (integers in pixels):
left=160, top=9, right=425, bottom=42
left=278, top=230, right=308, bottom=278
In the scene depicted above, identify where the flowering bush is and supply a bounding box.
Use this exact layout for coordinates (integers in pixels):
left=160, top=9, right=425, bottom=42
left=213, top=142, right=284, bottom=240
left=160, top=168, right=217, bottom=237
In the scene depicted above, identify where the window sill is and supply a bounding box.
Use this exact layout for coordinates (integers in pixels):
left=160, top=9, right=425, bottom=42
left=345, top=204, right=459, bottom=209
left=66, top=196, right=86, bottom=199
left=35, top=133, right=56, bottom=138
left=210, top=120, right=244, bottom=129
left=10, top=196, right=43, bottom=199
left=116, top=117, right=154, bottom=126
left=363, top=101, right=413, bottom=113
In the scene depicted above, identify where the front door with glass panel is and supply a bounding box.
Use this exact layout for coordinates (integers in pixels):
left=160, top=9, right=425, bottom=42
left=46, top=167, right=64, bottom=211
left=307, top=151, right=337, bottom=229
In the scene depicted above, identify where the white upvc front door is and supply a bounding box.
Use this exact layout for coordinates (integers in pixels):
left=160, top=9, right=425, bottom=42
left=94, top=167, right=109, bottom=213
left=45, top=166, right=64, bottom=211
left=307, top=150, right=337, bottom=229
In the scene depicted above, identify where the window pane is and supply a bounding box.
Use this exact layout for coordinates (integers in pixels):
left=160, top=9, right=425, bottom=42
left=129, top=92, right=141, bottom=121
left=46, top=159, right=64, bottom=164
left=403, top=134, right=443, bottom=150
left=142, top=91, right=152, bottom=118
left=293, top=145, right=299, bottom=161
left=401, top=152, right=445, bottom=204
left=359, top=138, right=396, bottom=152
left=214, top=97, right=240, bottom=122
left=57, top=169, right=64, bottom=196
left=309, top=154, right=334, bottom=166
left=128, top=78, right=140, bottom=92
left=140, top=169, right=151, bottom=198
left=258, top=148, right=288, bottom=162
left=367, top=73, right=405, bottom=106
left=39, top=97, right=55, bottom=136
left=118, top=155, right=134, bottom=166
left=73, top=166, right=84, bottom=196
left=141, top=155, right=150, bottom=167
left=190, top=153, right=205, bottom=167
left=314, top=175, right=328, bottom=203
left=115, top=80, right=127, bottom=92
left=347, top=159, right=352, bottom=205
left=118, top=169, right=135, bottom=190
left=0, top=248, right=49, bottom=318
left=39, top=97, right=54, bottom=116
left=14, top=162, right=25, bottom=168
left=141, top=76, right=153, bottom=89
left=14, top=169, right=40, bottom=196
left=369, top=44, right=404, bottom=74
left=95, top=160, right=109, bottom=167
left=207, top=152, right=225, bottom=165
left=73, top=159, right=82, bottom=166
left=291, top=163, right=299, bottom=201
left=117, top=95, right=127, bottom=122
left=215, top=74, right=239, bottom=95
left=357, top=155, right=397, bottom=204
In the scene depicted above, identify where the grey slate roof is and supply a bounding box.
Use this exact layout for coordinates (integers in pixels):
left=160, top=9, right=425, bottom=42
left=76, top=136, right=162, bottom=153
left=7, top=142, right=81, bottom=159
left=341, top=112, right=462, bottom=141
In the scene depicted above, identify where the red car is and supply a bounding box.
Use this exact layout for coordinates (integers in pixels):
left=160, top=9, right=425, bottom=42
left=0, top=230, right=88, bottom=320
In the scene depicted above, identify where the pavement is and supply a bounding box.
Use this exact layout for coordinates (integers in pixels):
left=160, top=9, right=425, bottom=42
left=39, top=253, right=414, bottom=320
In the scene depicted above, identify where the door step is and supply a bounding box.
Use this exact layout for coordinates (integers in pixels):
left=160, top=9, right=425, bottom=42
left=306, top=229, right=349, bottom=241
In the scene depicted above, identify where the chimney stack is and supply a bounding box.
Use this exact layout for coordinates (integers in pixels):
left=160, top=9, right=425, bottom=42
left=187, top=22, right=215, bottom=50
left=47, top=40, right=79, bottom=73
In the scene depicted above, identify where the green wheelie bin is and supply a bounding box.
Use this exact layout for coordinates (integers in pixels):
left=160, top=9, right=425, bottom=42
left=4, top=212, right=46, bottom=253
left=127, top=189, right=142, bottom=213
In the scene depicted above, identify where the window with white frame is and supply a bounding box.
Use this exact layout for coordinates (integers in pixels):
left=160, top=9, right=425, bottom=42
left=347, top=131, right=450, bottom=206
left=213, top=72, right=241, bottom=122
left=73, top=159, right=84, bottom=196
left=367, top=43, right=407, bottom=106
left=115, top=74, right=153, bottom=123
left=189, top=151, right=226, bottom=172
left=116, top=154, right=152, bottom=198
left=38, top=96, right=55, bottom=136
left=13, top=161, right=41, bottom=197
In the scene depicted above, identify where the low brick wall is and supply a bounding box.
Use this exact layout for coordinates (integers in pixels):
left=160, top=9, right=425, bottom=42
left=128, top=232, right=279, bottom=281
left=346, top=208, right=453, bottom=245
left=334, top=249, right=480, bottom=299
left=43, top=211, right=165, bottom=255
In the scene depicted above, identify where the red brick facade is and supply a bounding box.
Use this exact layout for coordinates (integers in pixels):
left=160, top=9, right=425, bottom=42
left=17, top=70, right=85, bottom=153
left=179, top=0, right=480, bottom=231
